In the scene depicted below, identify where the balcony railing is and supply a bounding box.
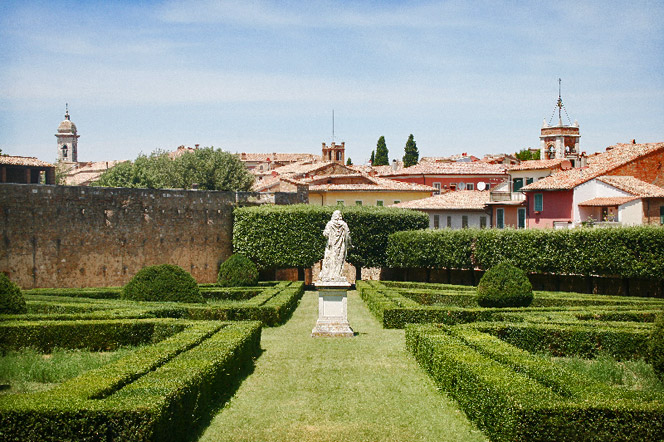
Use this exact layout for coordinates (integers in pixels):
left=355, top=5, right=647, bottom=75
left=489, top=191, right=526, bottom=202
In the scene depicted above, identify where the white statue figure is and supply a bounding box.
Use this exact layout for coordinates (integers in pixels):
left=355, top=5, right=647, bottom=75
left=320, top=210, right=351, bottom=282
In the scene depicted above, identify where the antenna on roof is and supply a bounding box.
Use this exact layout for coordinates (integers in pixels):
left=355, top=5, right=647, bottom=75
left=332, top=109, right=335, bottom=143
left=548, top=78, right=572, bottom=127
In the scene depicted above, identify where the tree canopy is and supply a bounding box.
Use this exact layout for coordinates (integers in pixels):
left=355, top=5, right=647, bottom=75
left=93, top=147, right=254, bottom=191
left=515, top=148, right=540, bottom=161
left=402, top=134, right=419, bottom=167
left=374, top=136, right=389, bottom=166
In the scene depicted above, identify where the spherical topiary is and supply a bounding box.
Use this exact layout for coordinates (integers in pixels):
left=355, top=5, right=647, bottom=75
left=476, top=262, right=533, bottom=308
left=122, top=264, right=204, bottom=303
left=217, top=254, right=259, bottom=287
left=0, top=273, right=27, bottom=314
left=649, top=311, right=664, bottom=381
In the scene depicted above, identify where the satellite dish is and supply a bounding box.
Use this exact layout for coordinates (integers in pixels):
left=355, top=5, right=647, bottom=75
left=477, top=182, right=486, bottom=191
left=458, top=182, right=466, bottom=190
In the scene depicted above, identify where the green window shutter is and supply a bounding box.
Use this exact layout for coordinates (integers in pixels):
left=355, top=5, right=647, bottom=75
left=526, top=177, right=534, bottom=185
left=660, top=206, right=664, bottom=225
left=513, top=178, right=524, bottom=192
left=534, top=193, right=543, bottom=212
left=497, top=208, right=504, bottom=229
left=518, top=208, right=526, bottom=229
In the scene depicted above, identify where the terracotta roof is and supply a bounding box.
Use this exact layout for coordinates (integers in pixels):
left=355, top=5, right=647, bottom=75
left=391, top=190, right=490, bottom=210
left=578, top=197, right=638, bottom=207
left=308, top=174, right=434, bottom=193
left=522, top=142, right=664, bottom=191
left=237, top=152, right=318, bottom=162
left=0, top=155, right=54, bottom=168
left=380, top=161, right=507, bottom=177
left=596, top=175, right=664, bottom=197
left=508, top=159, right=571, bottom=171
left=63, top=161, right=125, bottom=186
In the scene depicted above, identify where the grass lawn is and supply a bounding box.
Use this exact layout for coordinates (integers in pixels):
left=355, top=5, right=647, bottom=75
left=198, top=290, right=487, bottom=442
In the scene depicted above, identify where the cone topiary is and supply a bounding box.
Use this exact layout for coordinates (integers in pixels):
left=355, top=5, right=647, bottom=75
left=477, top=262, right=533, bottom=308
left=122, top=264, right=204, bottom=303
left=649, top=311, right=664, bottom=381
left=218, top=254, right=259, bottom=287
left=0, top=273, right=27, bottom=314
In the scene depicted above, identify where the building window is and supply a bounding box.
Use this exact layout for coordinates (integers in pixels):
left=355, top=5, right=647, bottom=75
left=485, top=183, right=491, bottom=190
left=497, top=208, right=504, bottom=229
left=513, top=178, right=524, bottom=192
left=534, top=193, right=543, bottom=212
left=433, top=182, right=441, bottom=195
left=466, top=183, right=474, bottom=190
left=480, top=216, right=487, bottom=229
left=393, top=200, right=400, bottom=204
left=433, top=214, right=440, bottom=229
left=376, top=200, right=384, bottom=206
left=462, top=215, right=468, bottom=228
left=336, top=200, right=344, bottom=206
left=518, top=208, right=526, bottom=229
left=447, top=216, right=452, bottom=228
left=450, top=183, right=457, bottom=191
left=355, top=200, right=363, bottom=206
left=526, top=177, right=534, bottom=185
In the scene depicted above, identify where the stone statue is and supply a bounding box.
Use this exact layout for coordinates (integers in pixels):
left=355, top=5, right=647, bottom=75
left=319, top=210, right=351, bottom=282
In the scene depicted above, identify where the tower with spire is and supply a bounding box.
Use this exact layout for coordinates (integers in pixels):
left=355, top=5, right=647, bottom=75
left=539, top=79, right=582, bottom=166
left=56, top=104, right=79, bottom=163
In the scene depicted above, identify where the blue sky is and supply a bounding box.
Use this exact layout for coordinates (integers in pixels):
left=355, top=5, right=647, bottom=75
left=1, top=0, right=662, bottom=164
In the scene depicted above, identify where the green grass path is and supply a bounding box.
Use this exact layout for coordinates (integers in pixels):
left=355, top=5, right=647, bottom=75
left=198, top=290, right=487, bottom=442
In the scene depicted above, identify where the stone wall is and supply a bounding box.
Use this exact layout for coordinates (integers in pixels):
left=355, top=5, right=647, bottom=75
left=0, top=184, right=298, bottom=289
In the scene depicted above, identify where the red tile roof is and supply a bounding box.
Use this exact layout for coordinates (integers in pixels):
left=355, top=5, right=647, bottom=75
left=596, top=175, right=664, bottom=197
left=508, top=159, right=571, bottom=171
left=522, top=142, right=664, bottom=191
left=391, top=190, right=490, bottom=210
left=578, top=197, right=638, bottom=207
left=0, top=155, right=54, bottom=168
left=380, top=161, right=507, bottom=177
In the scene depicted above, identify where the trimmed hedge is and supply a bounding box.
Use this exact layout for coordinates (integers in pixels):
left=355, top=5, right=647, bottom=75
left=650, top=311, right=664, bottom=380
left=357, top=281, right=664, bottom=329
left=476, top=262, right=533, bottom=308
left=122, top=264, right=203, bottom=303
left=0, top=274, right=26, bottom=314
left=7, top=282, right=305, bottom=327
left=406, top=324, right=664, bottom=441
left=0, top=319, right=261, bottom=442
left=233, top=204, right=428, bottom=271
left=217, top=254, right=259, bottom=287
left=387, top=226, right=664, bottom=280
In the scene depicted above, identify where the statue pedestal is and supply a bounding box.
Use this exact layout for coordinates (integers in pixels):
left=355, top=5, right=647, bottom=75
left=312, top=281, right=354, bottom=337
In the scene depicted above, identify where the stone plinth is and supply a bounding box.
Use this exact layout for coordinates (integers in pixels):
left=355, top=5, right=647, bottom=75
left=312, top=281, right=354, bottom=337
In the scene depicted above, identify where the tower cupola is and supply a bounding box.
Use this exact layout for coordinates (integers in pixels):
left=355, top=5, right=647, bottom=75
left=56, top=104, right=79, bottom=163
left=539, top=80, right=581, bottom=165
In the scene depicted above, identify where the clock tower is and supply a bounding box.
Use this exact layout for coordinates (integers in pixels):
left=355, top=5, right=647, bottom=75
left=56, top=104, right=79, bottom=163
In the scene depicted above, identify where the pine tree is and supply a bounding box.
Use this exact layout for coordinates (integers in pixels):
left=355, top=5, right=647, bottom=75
left=370, top=151, right=375, bottom=165
left=402, top=134, right=419, bottom=167
left=346, top=157, right=353, bottom=166
left=374, top=136, right=389, bottom=166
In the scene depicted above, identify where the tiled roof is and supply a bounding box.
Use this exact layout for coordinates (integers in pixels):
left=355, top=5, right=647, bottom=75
left=0, top=155, right=54, bottom=168
left=578, top=197, right=638, bottom=207
left=309, top=174, right=434, bottom=192
left=596, top=175, right=664, bottom=197
left=391, top=190, right=490, bottom=210
left=380, top=161, right=507, bottom=177
left=522, top=142, right=664, bottom=191
left=237, top=152, right=318, bottom=162
left=508, top=159, right=570, bottom=171
left=63, top=161, right=125, bottom=186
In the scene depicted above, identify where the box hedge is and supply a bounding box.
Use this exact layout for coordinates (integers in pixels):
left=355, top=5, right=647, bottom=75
left=387, top=226, right=664, bottom=280
left=406, top=323, right=664, bottom=441
left=0, top=319, right=261, bottom=442
left=233, top=204, right=428, bottom=271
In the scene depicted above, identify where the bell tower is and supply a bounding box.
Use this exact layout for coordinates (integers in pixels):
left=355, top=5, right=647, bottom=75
left=539, top=79, right=581, bottom=165
left=321, top=141, right=345, bottom=164
left=56, top=104, right=79, bottom=163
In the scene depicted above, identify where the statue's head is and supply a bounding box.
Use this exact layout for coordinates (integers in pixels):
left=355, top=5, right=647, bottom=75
left=332, top=210, right=342, bottom=220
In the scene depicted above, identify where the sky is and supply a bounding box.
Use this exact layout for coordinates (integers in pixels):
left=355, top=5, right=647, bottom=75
left=1, top=0, right=663, bottom=165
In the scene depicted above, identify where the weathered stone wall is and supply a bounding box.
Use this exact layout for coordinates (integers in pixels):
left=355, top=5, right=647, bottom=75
left=0, top=184, right=242, bottom=289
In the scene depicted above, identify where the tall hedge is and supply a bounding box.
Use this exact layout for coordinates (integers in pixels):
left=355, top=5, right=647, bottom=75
left=387, top=226, right=664, bottom=280
left=233, top=204, right=428, bottom=270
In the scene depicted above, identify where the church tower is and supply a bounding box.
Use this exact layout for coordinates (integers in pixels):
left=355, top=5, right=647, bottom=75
left=539, top=80, right=581, bottom=166
left=321, top=141, right=345, bottom=164
left=56, top=105, right=79, bottom=163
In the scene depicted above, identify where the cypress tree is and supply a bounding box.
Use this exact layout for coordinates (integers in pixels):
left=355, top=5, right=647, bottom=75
left=374, top=136, right=389, bottom=166
left=370, top=151, right=375, bottom=165
left=403, top=134, right=419, bottom=167
left=346, top=157, right=353, bottom=166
